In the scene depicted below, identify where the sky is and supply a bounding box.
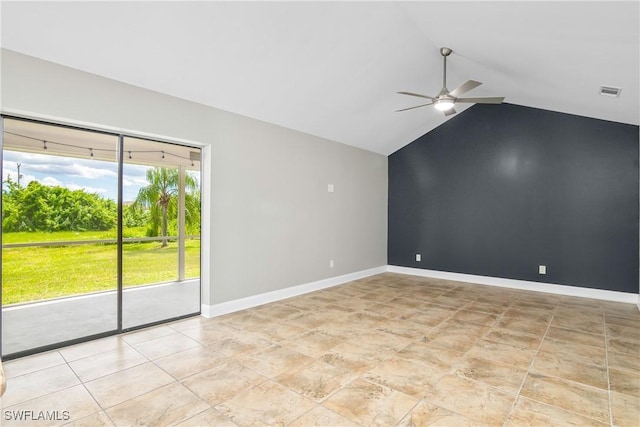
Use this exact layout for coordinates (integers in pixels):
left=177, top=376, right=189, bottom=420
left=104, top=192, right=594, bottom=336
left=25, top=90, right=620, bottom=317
left=2, top=150, right=197, bottom=202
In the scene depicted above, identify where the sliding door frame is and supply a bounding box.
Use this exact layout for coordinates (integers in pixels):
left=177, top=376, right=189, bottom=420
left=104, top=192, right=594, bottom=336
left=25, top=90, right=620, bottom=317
left=117, top=134, right=124, bottom=332
left=0, top=114, right=202, bottom=360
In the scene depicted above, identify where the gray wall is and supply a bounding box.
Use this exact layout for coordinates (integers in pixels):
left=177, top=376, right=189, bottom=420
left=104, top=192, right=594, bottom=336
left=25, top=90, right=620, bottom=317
left=389, top=103, right=639, bottom=294
left=1, top=49, right=388, bottom=306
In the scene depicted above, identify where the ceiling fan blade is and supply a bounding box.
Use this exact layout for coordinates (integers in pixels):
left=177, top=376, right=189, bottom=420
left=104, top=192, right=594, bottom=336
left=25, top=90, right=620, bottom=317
left=444, top=107, right=457, bottom=116
left=449, top=80, right=482, bottom=97
left=397, top=91, right=435, bottom=100
left=456, top=96, right=505, bottom=104
left=396, top=102, right=434, bottom=112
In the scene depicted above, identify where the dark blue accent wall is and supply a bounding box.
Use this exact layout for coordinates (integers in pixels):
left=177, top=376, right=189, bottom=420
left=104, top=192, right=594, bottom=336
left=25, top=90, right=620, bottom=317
left=388, top=103, right=639, bottom=293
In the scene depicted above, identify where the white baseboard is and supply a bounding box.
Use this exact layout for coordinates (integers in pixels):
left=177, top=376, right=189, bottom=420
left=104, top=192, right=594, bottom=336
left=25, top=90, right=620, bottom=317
left=201, top=266, right=386, bottom=318
left=200, top=264, right=638, bottom=318
left=387, top=265, right=639, bottom=305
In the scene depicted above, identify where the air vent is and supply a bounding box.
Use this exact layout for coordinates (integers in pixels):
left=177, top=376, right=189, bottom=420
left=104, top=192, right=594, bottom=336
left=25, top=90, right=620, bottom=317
left=599, top=85, right=621, bottom=97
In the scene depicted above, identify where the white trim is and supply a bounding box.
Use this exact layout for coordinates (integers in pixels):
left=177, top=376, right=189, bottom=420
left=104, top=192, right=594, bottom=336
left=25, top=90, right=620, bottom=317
left=199, top=143, right=212, bottom=309
left=200, top=266, right=386, bottom=318
left=387, top=265, right=639, bottom=305
left=199, top=264, right=639, bottom=318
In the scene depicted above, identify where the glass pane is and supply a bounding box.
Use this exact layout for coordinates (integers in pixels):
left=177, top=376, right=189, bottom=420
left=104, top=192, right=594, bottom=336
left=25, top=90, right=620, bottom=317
left=1, top=118, right=119, bottom=356
left=123, top=163, right=179, bottom=286
left=185, top=170, right=201, bottom=280
left=122, top=137, right=200, bottom=328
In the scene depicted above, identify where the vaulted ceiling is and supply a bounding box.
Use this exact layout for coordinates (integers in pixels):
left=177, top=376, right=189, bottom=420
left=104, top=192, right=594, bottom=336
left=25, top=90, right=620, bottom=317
left=1, top=1, right=638, bottom=155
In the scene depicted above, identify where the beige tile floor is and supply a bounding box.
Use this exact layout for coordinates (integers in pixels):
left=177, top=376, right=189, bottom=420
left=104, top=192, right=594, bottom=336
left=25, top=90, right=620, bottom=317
left=1, top=273, right=639, bottom=426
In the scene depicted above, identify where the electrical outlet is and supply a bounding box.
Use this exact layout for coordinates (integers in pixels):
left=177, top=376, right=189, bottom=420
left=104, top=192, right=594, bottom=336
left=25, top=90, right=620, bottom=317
left=329, top=259, right=334, bottom=268
left=328, top=184, right=334, bottom=193
left=539, top=265, right=546, bottom=275
left=416, top=254, right=421, bottom=262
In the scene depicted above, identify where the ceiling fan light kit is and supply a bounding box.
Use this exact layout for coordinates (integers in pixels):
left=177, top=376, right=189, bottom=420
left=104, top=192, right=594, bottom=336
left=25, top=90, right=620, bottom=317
left=397, top=47, right=505, bottom=116
left=434, top=98, right=455, bottom=111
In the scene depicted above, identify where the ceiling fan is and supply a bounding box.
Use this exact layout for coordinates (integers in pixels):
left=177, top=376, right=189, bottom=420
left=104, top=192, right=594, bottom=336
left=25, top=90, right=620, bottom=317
left=397, top=47, right=504, bottom=116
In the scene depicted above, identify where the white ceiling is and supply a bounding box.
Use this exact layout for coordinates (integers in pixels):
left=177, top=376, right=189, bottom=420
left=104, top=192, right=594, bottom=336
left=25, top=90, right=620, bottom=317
left=1, top=1, right=638, bottom=155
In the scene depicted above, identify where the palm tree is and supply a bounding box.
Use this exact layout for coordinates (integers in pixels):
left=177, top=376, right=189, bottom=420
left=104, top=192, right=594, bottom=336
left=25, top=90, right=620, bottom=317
left=132, top=167, right=199, bottom=247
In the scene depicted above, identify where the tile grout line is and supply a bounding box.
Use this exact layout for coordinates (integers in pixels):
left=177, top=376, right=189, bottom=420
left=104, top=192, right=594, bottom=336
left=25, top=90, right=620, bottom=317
left=393, top=397, right=424, bottom=427
left=65, top=341, right=149, bottom=384
left=512, top=365, right=619, bottom=424
left=603, top=313, right=614, bottom=427
left=1, top=350, right=67, bottom=380
left=503, top=307, right=616, bottom=426
left=402, top=294, right=515, bottom=425
left=502, top=308, right=556, bottom=427
left=415, top=295, right=518, bottom=425
left=63, top=352, right=117, bottom=426
left=69, top=341, right=192, bottom=424
left=483, top=294, right=526, bottom=426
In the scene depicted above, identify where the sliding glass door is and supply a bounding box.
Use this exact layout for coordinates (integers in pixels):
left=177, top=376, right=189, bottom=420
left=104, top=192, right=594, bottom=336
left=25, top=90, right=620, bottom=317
left=1, top=118, right=119, bottom=356
left=0, top=117, right=201, bottom=358
left=122, top=137, right=201, bottom=329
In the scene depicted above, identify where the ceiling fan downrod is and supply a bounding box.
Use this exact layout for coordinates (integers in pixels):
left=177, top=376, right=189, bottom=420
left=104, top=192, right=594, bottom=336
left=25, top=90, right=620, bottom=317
left=440, top=47, right=452, bottom=93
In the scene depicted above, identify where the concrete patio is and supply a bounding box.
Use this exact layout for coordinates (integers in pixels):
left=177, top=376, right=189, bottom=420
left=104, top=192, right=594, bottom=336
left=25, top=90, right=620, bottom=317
left=2, top=279, right=200, bottom=356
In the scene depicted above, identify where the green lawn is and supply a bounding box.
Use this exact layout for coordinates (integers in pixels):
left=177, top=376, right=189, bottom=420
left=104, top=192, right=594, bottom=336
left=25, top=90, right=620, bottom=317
left=2, top=231, right=200, bottom=305
left=2, top=227, right=149, bottom=244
